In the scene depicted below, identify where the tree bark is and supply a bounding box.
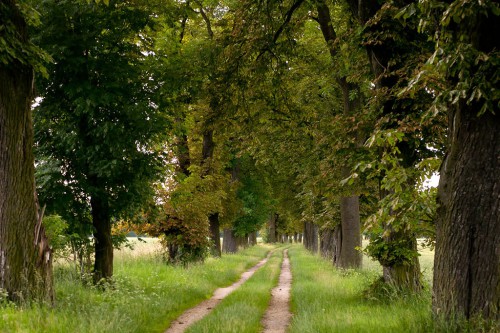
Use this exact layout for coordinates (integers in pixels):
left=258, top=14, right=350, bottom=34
left=433, top=8, right=500, bottom=322
left=434, top=104, right=500, bottom=320
left=383, top=229, right=422, bottom=291
left=176, top=133, right=191, bottom=177
left=201, top=129, right=222, bottom=257
left=222, top=228, right=238, bottom=253
left=303, top=221, right=319, bottom=253
left=0, top=0, right=54, bottom=303
left=337, top=195, right=362, bottom=268
left=320, top=227, right=335, bottom=260
left=91, top=196, right=113, bottom=283
left=208, top=213, right=221, bottom=257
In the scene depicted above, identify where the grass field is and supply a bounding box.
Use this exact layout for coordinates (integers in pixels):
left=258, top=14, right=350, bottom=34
left=0, top=241, right=272, bottom=333
left=289, top=244, right=434, bottom=333
left=0, top=240, right=440, bottom=333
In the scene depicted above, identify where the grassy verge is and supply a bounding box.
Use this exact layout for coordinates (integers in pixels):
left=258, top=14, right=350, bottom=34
left=186, top=247, right=285, bottom=333
left=288, top=245, right=434, bottom=333
left=0, top=242, right=273, bottom=333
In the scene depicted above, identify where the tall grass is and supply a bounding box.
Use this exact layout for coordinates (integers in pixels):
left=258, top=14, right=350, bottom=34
left=186, top=247, right=285, bottom=333
left=0, top=242, right=272, bottom=333
left=288, top=245, right=434, bottom=333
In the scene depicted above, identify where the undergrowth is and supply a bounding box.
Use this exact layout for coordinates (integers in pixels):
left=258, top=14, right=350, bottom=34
left=0, top=242, right=272, bottom=333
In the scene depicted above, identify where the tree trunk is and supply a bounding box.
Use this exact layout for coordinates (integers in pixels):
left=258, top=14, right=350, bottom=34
left=337, top=195, right=362, bottom=268
left=167, top=242, right=179, bottom=263
left=316, top=1, right=362, bottom=269
left=344, top=0, right=423, bottom=289
left=320, top=228, right=335, bottom=260
left=383, top=229, right=422, bottom=291
left=176, top=133, right=191, bottom=177
left=0, top=0, right=53, bottom=303
left=267, top=213, right=277, bottom=243
left=312, top=224, right=319, bottom=253
left=208, top=213, right=221, bottom=257
left=201, top=128, right=223, bottom=258
left=91, top=196, right=113, bottom=283
left=249, top=231, right=257, bottom=246
left=434, top=105, right=500, bottom=320
left=222, top=228, right=238, bottom=253
left=236, top=234, right=247, bottom=249
left=433, top=8, right=500, bottom=322
left=303, top=222, right=319, bottom=253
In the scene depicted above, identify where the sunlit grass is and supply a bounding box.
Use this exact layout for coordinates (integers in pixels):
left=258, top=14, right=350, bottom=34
left=288, top=245, right=434, bottom=333
left=0, top=242, right=273, bottom=333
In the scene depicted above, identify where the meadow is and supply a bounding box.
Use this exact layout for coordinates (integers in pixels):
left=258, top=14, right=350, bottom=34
left=0, top=239, right=439, bottom=333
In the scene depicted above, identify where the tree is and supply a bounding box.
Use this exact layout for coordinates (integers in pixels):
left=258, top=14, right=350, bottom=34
left=343, top=0, right=441, bottom=292
left=0, top=0, right=53, bottom=302
left=314, top=0, right=365, bottom=269
left=33, top=0, right=169, bottom=282
left=427, top=0, right=500, bottom=322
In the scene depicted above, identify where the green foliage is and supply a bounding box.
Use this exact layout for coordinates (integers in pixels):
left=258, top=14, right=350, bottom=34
left=415, top=0, right=500, bottom=117
left=0, top=0, right=51, bottom=76
left=347, top=128, right=439, bottom=266
left=32, top=0, right=172, bottom=242
left=364, top=236, right=419, bottom=267
left=229, top=157, right=273, bottom=237
left=42, top=215, right=68, bottom=255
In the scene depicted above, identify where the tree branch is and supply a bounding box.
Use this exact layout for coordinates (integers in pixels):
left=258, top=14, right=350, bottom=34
left=272, top=0, right=306, bottom=43
left=194, top=0, right=214, bottom=39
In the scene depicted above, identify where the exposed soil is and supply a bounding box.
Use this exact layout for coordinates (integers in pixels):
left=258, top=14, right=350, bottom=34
left=164, top=253, right=272, bottom=333
left=261, top=249, right=293, bottom=333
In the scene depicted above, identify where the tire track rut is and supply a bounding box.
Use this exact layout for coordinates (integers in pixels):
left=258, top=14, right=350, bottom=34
left=165, top=252, right=272, bottom=333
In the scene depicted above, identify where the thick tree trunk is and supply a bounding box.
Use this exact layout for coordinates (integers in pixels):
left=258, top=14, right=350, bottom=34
left=0, top=0, right=53, bottom=303
left=434, top=105, right=500, bottom=320
left=167, top=242, right=179, bottom=263
left=222, top=228, right=238, bottom=253
left=303, top=221, right=319, bottom=253
left=208, top=213, right=221, bottom=257
left=383, top=229, right=422, bottom=291
left=320, top=228, right=335, bottom=260
left=236, top=234, right=247, bottom=249
left=433, top=9, right=500, bottom=322
left=337, top=195, right=362, bottom=268
left=91, top=196, right=113, bottom=283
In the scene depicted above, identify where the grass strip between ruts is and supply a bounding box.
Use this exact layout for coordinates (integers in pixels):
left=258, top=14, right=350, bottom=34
left=185, top=247, right=285, bottom=333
